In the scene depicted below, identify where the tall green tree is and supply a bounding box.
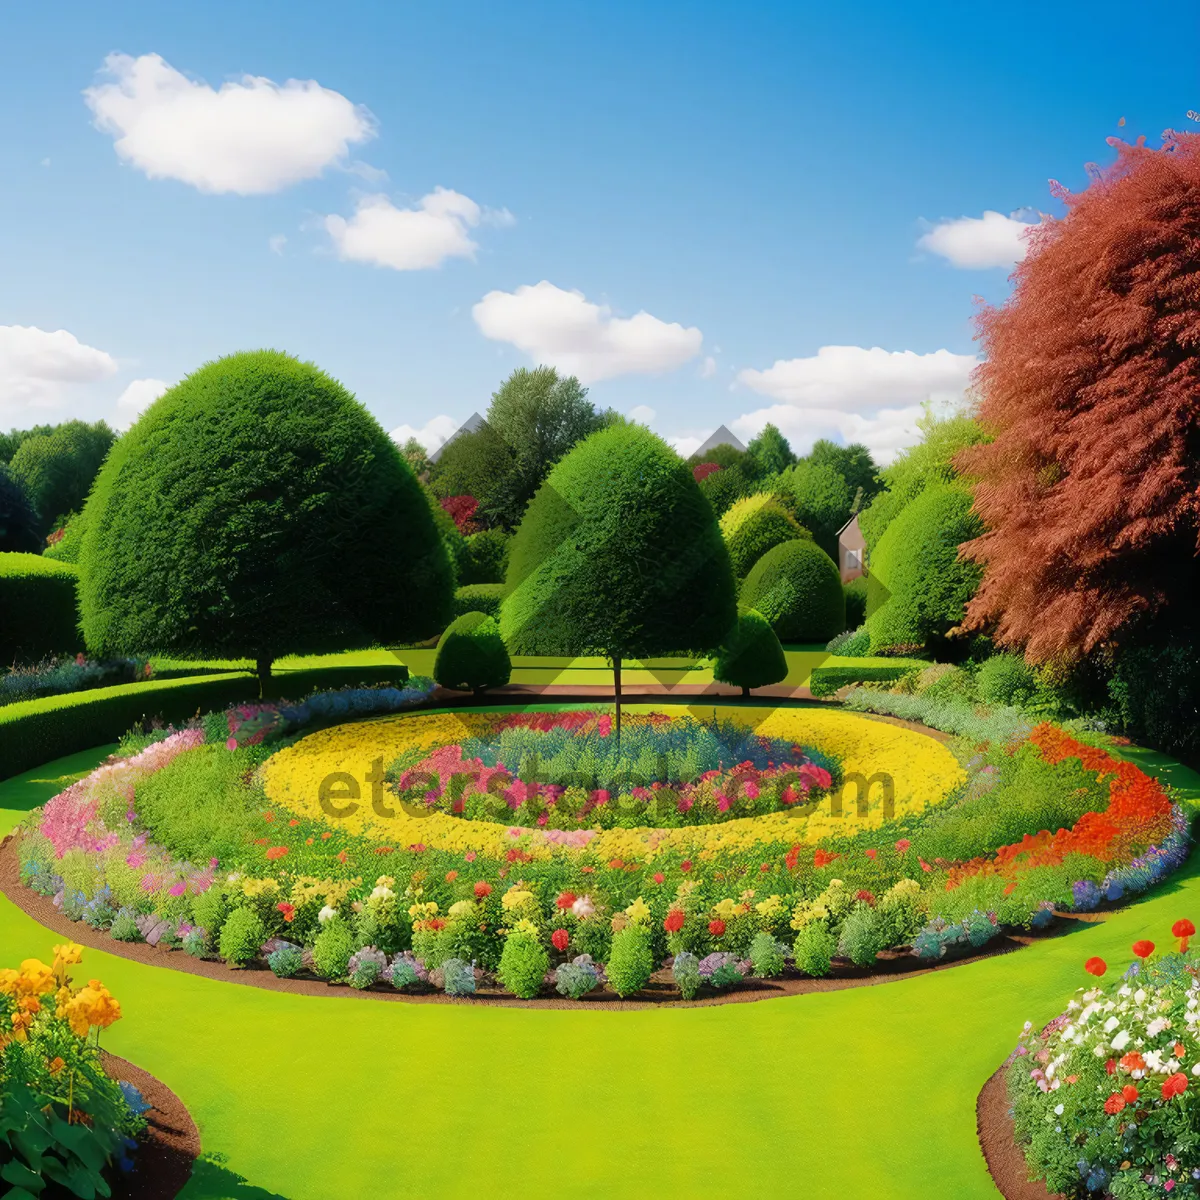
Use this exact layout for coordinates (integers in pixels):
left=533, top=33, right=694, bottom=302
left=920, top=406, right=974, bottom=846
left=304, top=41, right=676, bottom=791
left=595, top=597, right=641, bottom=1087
left=745, top=423, right=796, bottom=476
left=430, top=420, right=517, bottom=522
left=804, top=439, right=882, bottom=508
left=502, top=423, right=737, bottom=736
left=779, top=461, right=853, bottom=561
left=0, top=465, right=41, bottom=553
left=78, top=351, right=453, bottom=689
left=7, top=419, right=115, bottom=536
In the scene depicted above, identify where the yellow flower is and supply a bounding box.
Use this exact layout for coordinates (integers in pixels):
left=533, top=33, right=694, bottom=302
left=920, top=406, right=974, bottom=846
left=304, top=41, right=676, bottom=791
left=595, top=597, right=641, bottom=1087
left=624, top=897, right=651, bottom=924
left=53, top=943, right=83, bottom=970
left=63, top=980, right=121, bottom=1037
left=755, top=894, right=785, bottom=918
left=0, top=969, right=19, bottom=996
left=448, top=899, right=477, bottom=918
left=511, top=917, right=540, bottom=938
left=501, top=888, right=536, bottom=911
left=407, top=900, right=439, bottom=920
left=16, top=960, right=55, bottom=997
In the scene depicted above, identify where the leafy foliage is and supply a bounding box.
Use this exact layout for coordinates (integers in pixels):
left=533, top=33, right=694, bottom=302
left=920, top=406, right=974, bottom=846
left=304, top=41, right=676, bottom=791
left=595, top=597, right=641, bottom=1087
left=719, top=492, right=810, bottom=578
left=745, top=423, right=796, bottom=476
left=7, top=419, right=115, bottom=537
left=77, top=351, right=453, bottom=672
left=712, top=608, right=788, bottom=694
left=738, top=539, right=844, bottom=642
left=497, top=932, right=549, bottom=999
left=452, top=583, right=506, bottom=620
left=606, top=926, right=654, bottom=997
left=778, top=461, right=853, bottom=560
left=803, top=439, right=882, bottom=509
left=433, top=611, right=512, bottom=693
left=0, top=466, right=41, bottom=553
left=461, top=529, right=509, bottom=585
left=0, top=553, right=81, bottom=666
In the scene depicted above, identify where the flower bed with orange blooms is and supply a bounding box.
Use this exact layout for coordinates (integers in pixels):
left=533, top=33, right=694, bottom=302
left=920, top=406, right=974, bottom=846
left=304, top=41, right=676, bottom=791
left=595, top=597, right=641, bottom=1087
left=7, top=702, right=1192, bottom=1000
left=0, top=944, right=148, bottom=1194
left=1006, top=926, right=1200, bottom=1197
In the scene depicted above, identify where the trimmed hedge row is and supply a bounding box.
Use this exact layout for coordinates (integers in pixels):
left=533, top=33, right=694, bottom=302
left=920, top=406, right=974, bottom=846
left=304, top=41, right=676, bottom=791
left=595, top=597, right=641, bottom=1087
left=808, top=664, right=920, bottom=699
left=0, top=552, right=82, bottom=666
left=0, top=661, right=410, bottom=781
left=452, top=583, right=506, bottom=620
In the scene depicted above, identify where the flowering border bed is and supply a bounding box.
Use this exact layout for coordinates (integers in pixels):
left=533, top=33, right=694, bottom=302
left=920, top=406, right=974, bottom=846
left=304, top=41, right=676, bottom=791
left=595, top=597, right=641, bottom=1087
left=4, top=699, right=1192, bottom=1004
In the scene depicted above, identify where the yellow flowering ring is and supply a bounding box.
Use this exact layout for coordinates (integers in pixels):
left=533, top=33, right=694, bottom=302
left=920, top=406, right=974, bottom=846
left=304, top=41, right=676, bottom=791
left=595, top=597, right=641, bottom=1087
left=261, top=705, right=964, bottom=862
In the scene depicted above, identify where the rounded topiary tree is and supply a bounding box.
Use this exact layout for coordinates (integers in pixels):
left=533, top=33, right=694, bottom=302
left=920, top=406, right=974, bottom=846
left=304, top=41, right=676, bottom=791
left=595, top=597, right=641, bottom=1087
left=502, top=422, right=737, bottom=735
left=866, top=482, right=981, bottom=656
left=712, top=608, right=788, bottom=695
left=78, top=351, right=454, bottom=687
left=0, top=553, right=82, bottom=664
left=434, top=611, right=512, bottom=694
left=719, top=492, right=810, bottom=578
left=738, top=539, right=844, bottom=643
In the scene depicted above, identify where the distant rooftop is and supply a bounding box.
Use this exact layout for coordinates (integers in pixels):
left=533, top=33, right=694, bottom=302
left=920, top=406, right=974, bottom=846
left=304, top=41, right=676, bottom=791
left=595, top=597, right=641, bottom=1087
left=429, top=411, right=485, bottom=463
left=692, top=424, right=746, bottom=459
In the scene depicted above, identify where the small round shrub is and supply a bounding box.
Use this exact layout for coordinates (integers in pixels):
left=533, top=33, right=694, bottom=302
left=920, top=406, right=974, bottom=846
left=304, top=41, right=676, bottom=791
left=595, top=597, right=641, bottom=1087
left=388, top=952, right=426, bottom=990
left=497, top=932, right=550, bottom=999
left=554, top=956, right=602, bottom=1000
left=793, top=922, right=837, bottom=977
left=672, top=950, right=701, bottom=1000
left=748, top=931, right=787, bottom=978
left=976, top=653, right=1038, bottom=708
left=182, top=929, right=208, bottom=958
left=218, top=906, right=265, bottom=967
left=719, top=493, right=810, bottom=578
left=739, top=539, right=845, bottom=642
left=312, top=915, right=357, bottom=981
left=712, top=608, right=787, bottom=694
left=838, top=904, right=887, bottom=968
left=441, top=957, right=476, bottom=996
left=462, top=529, right=509, bottom=584
left=606, top=926, right=654, bottom=998
left=452, top=582, right=506, bottom=620
left=0, top=553, right=82, bottom=665
left=434, top=611, right=512, bottom=693
left=109, top=908, right=143, bottom=943
left=267, top=943, right=304, bottom=978
left=191, top=887, right=230, bottom=940
left=826, top=624, right=870, bottom=657
left=347, top=946, right=389, bottom=990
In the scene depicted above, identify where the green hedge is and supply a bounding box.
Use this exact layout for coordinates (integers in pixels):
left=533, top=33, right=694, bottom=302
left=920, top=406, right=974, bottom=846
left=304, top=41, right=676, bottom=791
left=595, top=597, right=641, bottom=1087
left=0, top=662, right=410, bottom=781
left=453, top=583, right=506, bottom=620
left=808, top=664, right=921, bottom=698
left=738, top=539, right=844, bottom=643
left=0, top=552, right=82, bottom=665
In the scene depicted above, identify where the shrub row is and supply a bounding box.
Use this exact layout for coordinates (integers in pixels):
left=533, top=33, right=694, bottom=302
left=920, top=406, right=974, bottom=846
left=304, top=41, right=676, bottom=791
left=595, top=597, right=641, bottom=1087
left=808, top=664, right=920, bottom=698
left=0, top=552, right=82, bottom=666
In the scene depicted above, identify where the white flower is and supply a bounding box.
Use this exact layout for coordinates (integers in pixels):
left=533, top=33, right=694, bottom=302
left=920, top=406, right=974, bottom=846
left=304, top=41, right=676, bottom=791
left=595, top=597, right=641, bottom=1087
left=1145, top=1049, right=1164, bottom=1071
left=1094, top=1044, right=1109, bottom=1058
left=571, top=895, right=596, bottom=919
left=1191, top=1063, right=1200, bottom=1076
left=1111, top=1030, right=1131, bottom=1051
left=318, top=904, right=337, bottom=924
left=1135, top=988, right=1147, bottom=1005
left=1119, top=985, right=1133, bottom=998
left=1104, top=1017, right=1120, bottom=1033
left=1148, top=1016, right=1172, bottom=1037
left=227, top=872, right=242, bottom=883
left=1054, top=1103, right=1064, bottom=1115
left=369, top=885, right=396, bottom=903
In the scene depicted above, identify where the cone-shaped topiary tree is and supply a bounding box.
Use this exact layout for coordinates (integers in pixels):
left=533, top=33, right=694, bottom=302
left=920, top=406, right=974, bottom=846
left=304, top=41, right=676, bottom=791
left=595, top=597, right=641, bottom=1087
left=712, top=608, right=788, bottom=695
left=78, top=350, right=453, bottom=689
left=739, top=539, right=844, bottom=643
left=719, top=492, right=810, bottom=578
left=434, top=611, right=512, bottom=694
left=501, top=422, right=737, bottom=736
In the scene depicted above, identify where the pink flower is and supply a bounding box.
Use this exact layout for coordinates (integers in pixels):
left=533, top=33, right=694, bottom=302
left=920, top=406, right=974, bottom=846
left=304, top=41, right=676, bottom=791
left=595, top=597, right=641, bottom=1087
left=716, top=794, right=731, bottom=813
left=465, top=851, right=477, bottom=862
left=598, top=715, right=612, bottom=738
left=168, top=881, right=186, bottom=897
left=226, top=737, right=238, bottom=751
left=744, top=781, right=759, bottom=799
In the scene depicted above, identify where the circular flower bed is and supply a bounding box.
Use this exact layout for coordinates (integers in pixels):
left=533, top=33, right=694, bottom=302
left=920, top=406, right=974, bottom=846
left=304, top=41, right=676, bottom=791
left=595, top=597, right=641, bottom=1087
left=5, top=689, right=1192, bottom=1003
left=1001, top=927, right=1200, bottom=1197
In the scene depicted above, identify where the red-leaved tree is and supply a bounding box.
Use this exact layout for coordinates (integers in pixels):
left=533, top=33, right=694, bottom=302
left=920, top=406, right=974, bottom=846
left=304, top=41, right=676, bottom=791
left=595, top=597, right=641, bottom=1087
left=959, top=130, right=1200, bottom=662
left=440, top=494, right=480, bottom=534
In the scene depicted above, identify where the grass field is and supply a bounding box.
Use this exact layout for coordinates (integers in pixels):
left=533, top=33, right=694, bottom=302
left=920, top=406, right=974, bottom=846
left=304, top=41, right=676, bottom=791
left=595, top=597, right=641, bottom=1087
left=4, top=729, right=1199, bottom=1198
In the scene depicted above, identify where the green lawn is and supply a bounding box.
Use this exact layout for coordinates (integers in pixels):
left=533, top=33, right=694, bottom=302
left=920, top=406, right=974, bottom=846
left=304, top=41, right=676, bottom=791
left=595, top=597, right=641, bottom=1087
left=4, top=736, right=1200, bottom=1198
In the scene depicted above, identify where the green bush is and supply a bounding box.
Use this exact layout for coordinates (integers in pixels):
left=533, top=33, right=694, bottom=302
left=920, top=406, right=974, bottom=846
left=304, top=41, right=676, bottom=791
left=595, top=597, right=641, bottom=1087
left=425, top=484, right=470, bottom=586
left=42, top=508, right=87, bottom=562
left=843, top=576, right=868, bottom=628
left=312, top=916, right=357, bottom=981
left=712, top=608, right=787, bottom=694
left=218, top=906, right=265, bottom=967
left=452, top=583, right=506, bottom=620
left=793, top=922, right=837, bottom=977
left=109, top=909, right=142, bottom=942
left=434, top=612, right=511, bottom=693
left=8, top=418, right=115, bottom=537
left=78, top=350, right=453, bottom=678
left=0, top=552, right=82, bottom=666
left=748, top=931, right=787, bottom=978
left=606, top=925, right=654, bottom=998
left=497, top=931, right=549, bottom=999
left=719, top=493, right=809, bottom=578
left=808, top=664, right=920, bottom=698
left=826, top=625, right=870, bottom=657
left=838, top=904, right=887, bottom=967
left=0, top=464, right=41, bottom=553
left=672, top=950, right=701, bottom=999
left=462, top=529, right=509, bottom=584
left=976, top=653, right=1039, bottom=708
left=739, top=539, right=844, bottom=643
left=191, top=886, right=230, bottom=941
left=866, top=483, right=982, bottom=656
left=778, top=461, right=853, bottom=560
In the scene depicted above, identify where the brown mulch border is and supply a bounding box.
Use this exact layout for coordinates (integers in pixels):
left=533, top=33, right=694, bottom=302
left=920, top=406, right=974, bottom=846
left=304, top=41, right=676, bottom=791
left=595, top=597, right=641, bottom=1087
left=976, top=1062, right=1062, bottom=1200
left=2, top=834, right=1098, bottom=1010
left=101, top=1052, right=199, bottom=1200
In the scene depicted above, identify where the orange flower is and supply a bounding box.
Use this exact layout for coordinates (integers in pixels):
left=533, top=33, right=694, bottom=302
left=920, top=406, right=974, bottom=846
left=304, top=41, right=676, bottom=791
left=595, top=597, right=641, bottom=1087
left=276, top=902, right=296, bottom=922
left=1174, top=918, right=1195, bottom=953
left=321, top=832, right=332, bottom=840
left=474, top=881, right=493, bottom=899
left=337, top=850, right=349, bottom=865
left=1104, top=1092, right=1126, bottom=1115
left=1084, top=957, right=1107, bottom=977
left=265, top=846, right=288, bottom=861
left=1120, top=1052, right=1146, bottom=1073
left=445, top=871, right=458, bottom=882
left=1121, top=1084, right=1139, bottom=1103
left=1163, top=1072, right=1188, bottom=1100
left=10, top=1011, right=34, bottom=1040
left=813, top=849, right=839, bottom=869
left=48, top=1056, right=65, bottom=1074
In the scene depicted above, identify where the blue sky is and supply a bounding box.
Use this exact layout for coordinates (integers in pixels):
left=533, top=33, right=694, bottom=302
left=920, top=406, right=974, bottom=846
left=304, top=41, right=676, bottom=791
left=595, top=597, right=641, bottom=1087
left=0, top=1, right=1191, bottom=461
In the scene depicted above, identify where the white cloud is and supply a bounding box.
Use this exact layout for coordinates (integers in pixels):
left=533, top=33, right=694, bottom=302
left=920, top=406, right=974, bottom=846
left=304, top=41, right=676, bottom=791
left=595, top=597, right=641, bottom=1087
left=627, top=405, right=656, bottom=425
left=472, top=281, right=703, bottom=384
left=0, top=326, right=117, bottom=419
left=669, top=435, right=704, bottom=459
left=324, top=189, right=501, bottom=271
left=390, top=414, right=460, bottom=455
left=729, top=403, right=926, bottom=466
left=269, top=234, right=287, bottom=255
left=84, top=52, right=375, bottom=194
left=916, top=209, right=1042, bottom=269
left=114, top=377, right=170, bottom=428
left=699, top=356, right=717, bottom=379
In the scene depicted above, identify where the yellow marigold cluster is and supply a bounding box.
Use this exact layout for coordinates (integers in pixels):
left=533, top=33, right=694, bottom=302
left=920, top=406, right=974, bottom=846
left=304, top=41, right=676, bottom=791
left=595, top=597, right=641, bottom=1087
left=290, top=876, right=361, bottom=909
left=1, top=947, right=121, bottom=1045
left=62, top=980, right=121, bottom=1038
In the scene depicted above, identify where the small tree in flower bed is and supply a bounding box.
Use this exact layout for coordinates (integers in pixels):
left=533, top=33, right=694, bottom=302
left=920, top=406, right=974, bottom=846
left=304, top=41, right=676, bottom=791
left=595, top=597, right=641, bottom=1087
left=1008, top=926, right=1200, bottom=1196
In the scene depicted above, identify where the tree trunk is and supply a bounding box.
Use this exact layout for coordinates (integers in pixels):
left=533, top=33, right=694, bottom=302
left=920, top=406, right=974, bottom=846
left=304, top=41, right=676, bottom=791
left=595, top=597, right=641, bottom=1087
left=612, top=654, right=622, bottom=746
left=256, top=655, right=273, bottom=700
left=742, top=685, right=751, bottom=697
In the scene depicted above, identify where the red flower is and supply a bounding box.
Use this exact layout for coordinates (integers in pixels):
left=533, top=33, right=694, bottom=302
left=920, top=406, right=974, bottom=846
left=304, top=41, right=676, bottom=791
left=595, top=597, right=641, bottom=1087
left=445, top=870, right=458, bottom=882
left=919, top=859, right=932, bottom=873
left=855, top=890, right=876, bottom=906
left=708, top=918, right=726, bottom=937
left=1120, top=1052, right=1146, bottom=1073
left=1084, top=957, right=1107, bottom=977
left=276, top=901, right=296, bottom=922
left=680, top=860, right=692, bottom=873
left=263, top=812, right=274, bottom=822
left=474, top=881, right=493, bottom=899
left=608, top=859, right=625, bottom=870
left=759, top=863, right=770, bottom=873
left=556, top=891, right=577, bottom=910
left=265, top=846, right=288, bottom=861
left=784, top=845, right=800, bottom=870
left=664, top=909, right=685, bottom=933
left=1163, top=1072, right=1188, bottom=1100
left=653, top=873, right=665, bottom=884
left=289, top=819, right=300, bottom=827
left=894, top=839, right=911, bottom=853
left=1104, top=1093, right=1126, bottom=1115
left=1105, top=1058, right=1116, bottom=1075
left=551, top=929, right=569, bottom=952
left=1174, top=918, right=1195, bottom=952
left=1120, top=1084, right=1139, bottom=1103
left=813, top=849, right=839, bottom=869
left=1132, top=940, right=1155, bottom=960
left=337, top=849, right=349, bottom=865
left=865, top=848, right=877, bottom=860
